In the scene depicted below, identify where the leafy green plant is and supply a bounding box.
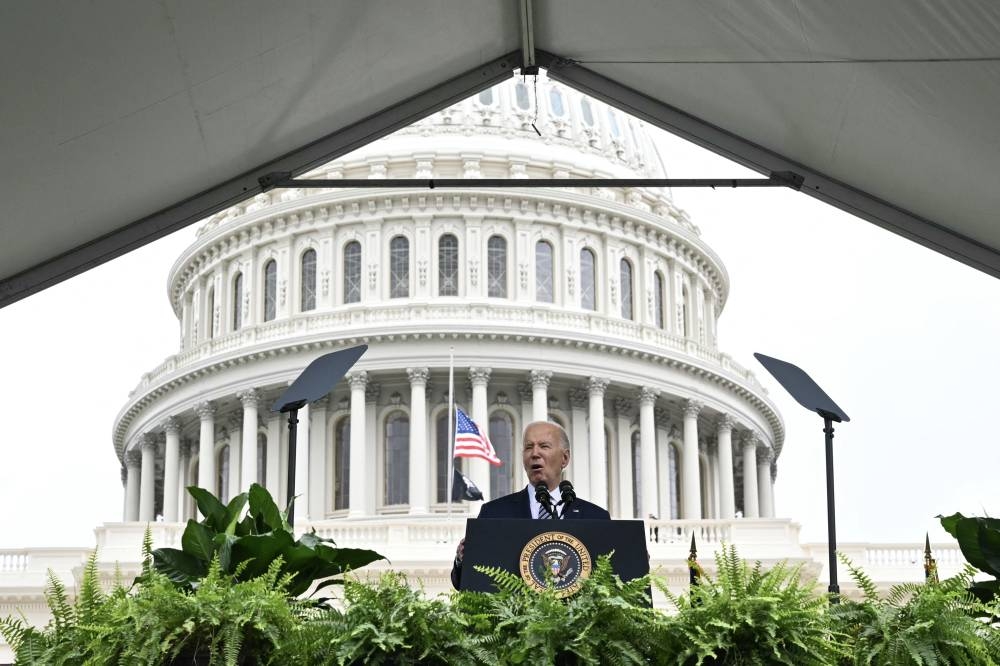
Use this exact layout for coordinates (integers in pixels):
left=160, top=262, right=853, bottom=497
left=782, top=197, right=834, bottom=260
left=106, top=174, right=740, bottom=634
left=274, top=571, right=476, bottom=665
left=659, top=544, right=840, bottom=665
left=831, top=553, right=1000, bottom=666
left=939, top=512, right=1000, bottom=602
left=457, top=554, right=670, bottom=665
left=153, top=483, right=384, bottom=596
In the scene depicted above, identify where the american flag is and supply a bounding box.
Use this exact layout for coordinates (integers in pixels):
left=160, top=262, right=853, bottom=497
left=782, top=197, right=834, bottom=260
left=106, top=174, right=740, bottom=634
left=453, top=407, right=501, bottom=466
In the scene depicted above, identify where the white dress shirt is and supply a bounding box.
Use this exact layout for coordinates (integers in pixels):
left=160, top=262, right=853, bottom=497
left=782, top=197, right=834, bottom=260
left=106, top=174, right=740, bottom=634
left=526, top=483, right=562, bottom=519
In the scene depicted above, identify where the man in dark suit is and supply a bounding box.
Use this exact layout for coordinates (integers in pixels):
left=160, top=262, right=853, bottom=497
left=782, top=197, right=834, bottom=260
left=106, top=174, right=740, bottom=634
left=451, top=420, right=610, bottom=589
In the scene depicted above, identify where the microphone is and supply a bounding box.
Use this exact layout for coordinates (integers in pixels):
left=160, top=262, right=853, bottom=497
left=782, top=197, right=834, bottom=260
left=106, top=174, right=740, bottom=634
left=534, top=482, right=555, bottom=519
left=556, top=480, right=576, bottom=519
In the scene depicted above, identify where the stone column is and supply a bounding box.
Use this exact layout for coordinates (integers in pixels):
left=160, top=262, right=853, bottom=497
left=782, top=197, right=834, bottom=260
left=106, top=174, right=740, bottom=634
left=742, top=432, right=760, bottom=518
left=348, top=371, right=369, bottom=517
left=177, top=441, right=192, bottom=520
left=124, top=448, right=141, bottom=522
left=308, top=397, right=329, bottom=520
left=265, top=413, right=282, bottom=501
left=681, top=399, right=703, bottom=519
left=757, top=446, right=774, bottom=518
left=291, top=403, right=310, bottom=521
left=365, top=382, right=380, bottom=513
left=587, top=377, right=610, bottom=509
left=162, top=418, right=181, bottom=522
left=613, top=398, right=633, bottom=519
left=638, top=387, right=659, bottom=519
left=716, top=415, right=736, bottom=519
left=138, top=434, right=157, bottom=522
left=654, top=407, right=671, bottom=519
left=407, top=368, right=430, bottom=514
left=226, top=414, right=242, bottom=502
left=469, top=367, right=492, bottom=503
left=529, top=370, right=552, bottom=423
left=238, top=389, right=261, bottom=492
left=196, top=401, right=216, bottom=492
left=568, top=388, right=590, bottom=499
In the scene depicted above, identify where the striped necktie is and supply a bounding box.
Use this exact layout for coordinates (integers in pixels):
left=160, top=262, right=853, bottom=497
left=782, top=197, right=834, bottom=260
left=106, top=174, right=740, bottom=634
left=538, top=502, right=552, bottom=520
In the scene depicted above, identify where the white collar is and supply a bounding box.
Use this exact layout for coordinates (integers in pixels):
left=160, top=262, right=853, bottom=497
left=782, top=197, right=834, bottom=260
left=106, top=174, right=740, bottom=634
left=525, top=482, right=562, bottom=519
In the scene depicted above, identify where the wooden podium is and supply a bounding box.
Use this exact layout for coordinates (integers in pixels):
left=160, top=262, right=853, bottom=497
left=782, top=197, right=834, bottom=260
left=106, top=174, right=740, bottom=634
left=459, top=519, right=649, bottom=596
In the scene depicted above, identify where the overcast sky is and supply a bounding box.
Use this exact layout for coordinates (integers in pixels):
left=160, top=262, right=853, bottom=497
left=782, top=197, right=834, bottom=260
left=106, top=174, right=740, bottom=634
left=1, top=122, right=997, bottom=551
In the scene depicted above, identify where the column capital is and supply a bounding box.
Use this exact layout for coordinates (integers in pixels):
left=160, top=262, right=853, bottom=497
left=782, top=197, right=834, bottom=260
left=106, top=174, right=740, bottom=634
left=125, top=448, right=142, bottom=467
left=161, top=416, right=181, bottom=435
left=347, top=370, right=369, bottom=390
left=586, top=376, right=610, bottom=397
left=406, top=367, right=430, bottom=385
left=468, top=367, right=492, bottom=386
left=237, top=388, right=262, bottom=408
left=568, top=387, right=589, bottom=409
left=613, top=397, right=634, bottom=418
left=757, top=445, right=774, bottom=464
left=741, top=431, right=761, bottom=448
left=528, top=369, right=553, bottom=390
left=195, top=401, right=216, bottom=420
left=716, top=413, right=735, bottom=433
left=637, top=386, right=659, bottom=406
left=682, top=398, right=703, bottom=418
left=139, top=433, right=158, bottom=452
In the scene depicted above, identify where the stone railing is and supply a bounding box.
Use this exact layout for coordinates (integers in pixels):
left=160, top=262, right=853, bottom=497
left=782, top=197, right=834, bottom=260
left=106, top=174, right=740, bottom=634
left=802, top=542, right=968, bottom=585
left=131, top=302, right=763, bottom=396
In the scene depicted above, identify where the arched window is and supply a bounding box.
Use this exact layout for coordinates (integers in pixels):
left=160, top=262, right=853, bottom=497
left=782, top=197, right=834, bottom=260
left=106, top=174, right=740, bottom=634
left=436, top=411, right=450, bottom=503
left=206, top=287, right=215, bottom=340
left=631, top=431, right=642, bottom=517
left=300, top=249, right=317, bottom=312
left=487, top=235, right=508, bottom=298
left=620, top=258, right=634, bottom=320
left=389, top=236, right=409, bottom=298
left=489, top=411, right=515, bottom=498
left=256, top=432, right=267, bottom=486
left=580, top=98, right=595, bottom=127
left=343, top=241, right=361, bottom=304
left=549, top=87, right=565, bottom=116
left=607, top=108, right=622, bottom=138
left=438, top=234, right=459, bottom=296
left=217, top=444, right=230, bottom=501
left=478, top=88, right=494, bottom=105
left=383, top=412, right=409, bottom=505
left=654, top=271, right=665, bottom=329
left=668, top=443, right=680, bottom=519
left=232, top=273, right=243, bottom=331
left=682, top=284, right=691, bottom=337
left=263, top=260, right=277, bottom=322
left=535, top=240, right=554, bottom=303
left=580, top=248, right=597, bottom=311
left=515, top=82, right=530, bottom=110
left=334, top=416, right=350, bottom=510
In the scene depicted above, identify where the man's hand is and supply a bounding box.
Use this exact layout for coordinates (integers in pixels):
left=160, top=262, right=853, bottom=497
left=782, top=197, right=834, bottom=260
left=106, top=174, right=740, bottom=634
left=455, top=538, right=466, bottom=564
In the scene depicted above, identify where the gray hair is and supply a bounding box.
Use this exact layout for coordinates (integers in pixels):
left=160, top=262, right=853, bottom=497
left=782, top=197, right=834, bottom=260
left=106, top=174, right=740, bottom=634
left=522, top=420, right=570, bottom=450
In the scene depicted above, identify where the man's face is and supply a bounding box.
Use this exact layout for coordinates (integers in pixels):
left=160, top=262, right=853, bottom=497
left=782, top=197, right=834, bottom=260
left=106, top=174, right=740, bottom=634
left=522, top=422, right=570, bottom=491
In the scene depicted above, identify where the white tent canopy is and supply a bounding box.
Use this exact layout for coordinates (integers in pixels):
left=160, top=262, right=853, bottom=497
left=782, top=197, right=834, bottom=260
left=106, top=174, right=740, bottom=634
left=2, top=1, right=998, bottom=307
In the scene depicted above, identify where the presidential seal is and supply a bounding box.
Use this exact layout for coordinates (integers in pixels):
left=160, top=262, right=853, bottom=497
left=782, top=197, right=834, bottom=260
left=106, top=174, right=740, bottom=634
left=519, top=531, right=593, bottom=597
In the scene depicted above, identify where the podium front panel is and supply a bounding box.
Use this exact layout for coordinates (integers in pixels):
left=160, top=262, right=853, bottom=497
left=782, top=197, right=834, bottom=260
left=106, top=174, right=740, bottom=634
left=460, top=518, right=648, bottom=593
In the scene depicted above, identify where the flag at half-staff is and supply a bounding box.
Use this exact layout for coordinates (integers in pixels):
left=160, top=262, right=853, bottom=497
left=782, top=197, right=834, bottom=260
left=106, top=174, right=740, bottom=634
left=453, top=406, right=501, bottom=466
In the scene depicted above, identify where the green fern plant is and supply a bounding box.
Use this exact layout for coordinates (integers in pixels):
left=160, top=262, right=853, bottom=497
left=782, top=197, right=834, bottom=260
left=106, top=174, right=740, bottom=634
left=659, top=544, right=840, bottom=665
left=832, top=553, right=1000, bottom=666
left=455, top=554, right=671, bottom=665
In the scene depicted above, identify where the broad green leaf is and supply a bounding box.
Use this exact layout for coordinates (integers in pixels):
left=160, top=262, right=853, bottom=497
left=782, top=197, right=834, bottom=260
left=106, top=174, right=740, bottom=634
left=181, top=520, right=217, bottom=563
left=151, top=548, right=206, bottom=586
left=940, top=513, right=998, bottom=575
left=248, top=483, right=285, bottom=532
left=187, top=486, right=227, bottom=530
left=230, top=532, right=295, bottom=580
left=217, top=534, right=236, bottom=574
left=223, top=493, right=248, bottom=535
left=977, top=523, right=1000, bottom=577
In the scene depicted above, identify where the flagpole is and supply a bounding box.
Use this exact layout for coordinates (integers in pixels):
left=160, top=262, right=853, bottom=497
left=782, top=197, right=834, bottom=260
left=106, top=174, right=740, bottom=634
left=447, top=346, right=455, bottom=519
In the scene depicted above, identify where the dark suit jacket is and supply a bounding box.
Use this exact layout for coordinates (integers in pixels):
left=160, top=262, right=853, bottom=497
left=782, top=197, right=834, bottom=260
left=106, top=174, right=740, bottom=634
left=451, top=488, right=610, bottom=589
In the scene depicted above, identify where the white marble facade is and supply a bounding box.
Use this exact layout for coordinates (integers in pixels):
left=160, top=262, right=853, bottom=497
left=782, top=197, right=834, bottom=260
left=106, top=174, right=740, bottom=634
left=114, top=74, right=782, bottom=529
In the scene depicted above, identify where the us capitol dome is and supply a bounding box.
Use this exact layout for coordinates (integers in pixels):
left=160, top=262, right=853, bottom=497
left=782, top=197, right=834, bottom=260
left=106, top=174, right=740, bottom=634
left=111, top=73, right=786, bottom=590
